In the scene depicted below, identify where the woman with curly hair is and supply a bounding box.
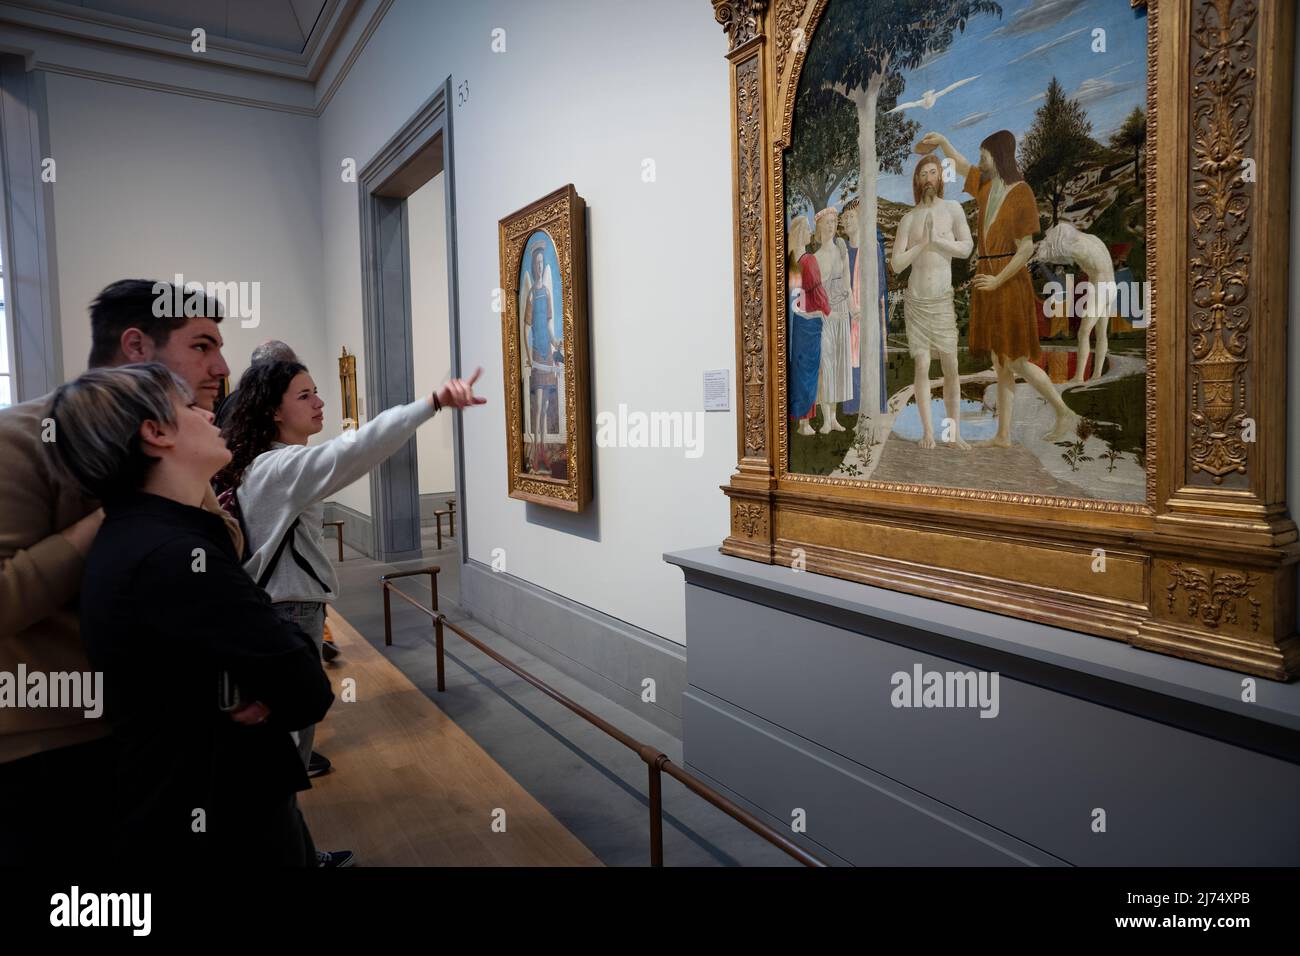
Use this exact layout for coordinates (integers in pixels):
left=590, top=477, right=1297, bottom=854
left=216, top=359, right=485, bottom=783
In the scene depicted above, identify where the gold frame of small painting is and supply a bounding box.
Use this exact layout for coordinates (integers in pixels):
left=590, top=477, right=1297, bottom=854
left=498, top=184, right=592, bottom=512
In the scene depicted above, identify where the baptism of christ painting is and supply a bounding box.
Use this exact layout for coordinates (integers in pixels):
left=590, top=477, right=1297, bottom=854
left=784, top=0, right=1150, bottom=503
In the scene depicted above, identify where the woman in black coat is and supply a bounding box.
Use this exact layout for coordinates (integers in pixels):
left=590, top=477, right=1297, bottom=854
left=49, top=363, right=334, bottom=866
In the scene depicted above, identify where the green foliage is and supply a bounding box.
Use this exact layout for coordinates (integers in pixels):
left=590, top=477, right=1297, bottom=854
left=787, top=87, right=860, bottom=215
left=1088, top=177, right=1135, bottom=243
left=1019, top=77, right=1096, bottom=225
left=876, top=71, right=921, bottom=177
left=786, top=68, right=920, bottom=215
left=800, top=0, right=1003, bottom=93
left=1110, top=106, right=1147, bottom=184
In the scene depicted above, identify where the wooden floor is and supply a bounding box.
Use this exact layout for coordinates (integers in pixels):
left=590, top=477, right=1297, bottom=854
left=298, top=609, right=601, bottom=866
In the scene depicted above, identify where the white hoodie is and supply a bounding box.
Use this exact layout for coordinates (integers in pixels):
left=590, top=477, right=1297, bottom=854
left=238, top=397, right=438, bottom=604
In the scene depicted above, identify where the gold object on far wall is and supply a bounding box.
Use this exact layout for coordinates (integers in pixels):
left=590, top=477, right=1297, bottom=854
left=339, top=346, right=358, bottom=429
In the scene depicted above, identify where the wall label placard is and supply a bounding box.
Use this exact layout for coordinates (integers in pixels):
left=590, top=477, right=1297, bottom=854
left=704, top=369, right=731, bottom=412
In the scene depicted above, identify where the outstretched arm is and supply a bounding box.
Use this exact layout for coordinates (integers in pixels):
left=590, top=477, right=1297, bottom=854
left=255, top=368, right=487, bottom=512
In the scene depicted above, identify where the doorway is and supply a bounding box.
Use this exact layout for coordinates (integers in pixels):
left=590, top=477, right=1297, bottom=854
left=356, top=79, right=466, bottom=563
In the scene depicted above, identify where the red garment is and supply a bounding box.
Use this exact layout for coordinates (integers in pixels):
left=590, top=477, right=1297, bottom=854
left=799, top=253, right=830, bottom=316
left=793, top=252, right=828, bottom=422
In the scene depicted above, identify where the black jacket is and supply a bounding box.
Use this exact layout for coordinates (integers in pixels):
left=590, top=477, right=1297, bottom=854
left=80, top=492, right=334, bottom=865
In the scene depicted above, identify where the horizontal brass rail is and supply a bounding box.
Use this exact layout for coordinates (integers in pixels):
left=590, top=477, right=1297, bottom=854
left=379, top=569, right=826, bottom=868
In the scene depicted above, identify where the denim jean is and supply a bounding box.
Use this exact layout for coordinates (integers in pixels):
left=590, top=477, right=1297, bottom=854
left=272, top=600, right=325, bottom=770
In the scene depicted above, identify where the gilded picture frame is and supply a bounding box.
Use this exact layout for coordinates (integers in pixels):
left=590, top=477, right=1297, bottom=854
left=499, top=184, right=592, bottom=512
left=711, top=0, right=1298, bottom=678
left=338, top=346, right=358, bottom=429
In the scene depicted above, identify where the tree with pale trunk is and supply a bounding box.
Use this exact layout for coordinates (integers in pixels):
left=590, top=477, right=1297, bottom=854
left=787, top=76, right=919, bottom=217
left=798, top=0, right=1002, bottom=439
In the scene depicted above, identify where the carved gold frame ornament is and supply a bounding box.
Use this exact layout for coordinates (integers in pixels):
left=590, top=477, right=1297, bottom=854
left=712, top=0, right=1299, bottom=679
left=498, top=184, right=592, bottom=512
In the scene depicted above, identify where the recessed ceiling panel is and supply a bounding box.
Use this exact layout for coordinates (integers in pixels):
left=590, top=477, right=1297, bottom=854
left=60, top=0, right=330, bottom=53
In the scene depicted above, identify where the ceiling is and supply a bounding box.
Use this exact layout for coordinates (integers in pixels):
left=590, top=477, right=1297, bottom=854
left=14, top=0, right=335, bottom=56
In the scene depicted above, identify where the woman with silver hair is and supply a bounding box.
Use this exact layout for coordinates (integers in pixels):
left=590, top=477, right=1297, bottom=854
left=48, top=363, right=334, bottom=867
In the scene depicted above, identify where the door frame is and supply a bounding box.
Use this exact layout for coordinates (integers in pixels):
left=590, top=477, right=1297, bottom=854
left=356, top=77, right=467, bottom=563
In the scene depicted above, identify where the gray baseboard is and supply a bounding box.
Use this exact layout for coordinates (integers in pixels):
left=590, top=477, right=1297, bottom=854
left=323, top=501, right=375, bottom=559
left=419, top=491, right=457, bottom=527
left=460, top=560, right=686, bottom=737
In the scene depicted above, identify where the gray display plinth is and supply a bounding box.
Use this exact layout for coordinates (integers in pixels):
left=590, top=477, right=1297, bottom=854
left=665, top=547, right=1300, bottom=866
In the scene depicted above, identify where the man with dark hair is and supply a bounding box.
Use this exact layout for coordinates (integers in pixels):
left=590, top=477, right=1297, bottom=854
left=89, top=279, right=231, bottom=411
left=0, top=279, right=241, bottom=866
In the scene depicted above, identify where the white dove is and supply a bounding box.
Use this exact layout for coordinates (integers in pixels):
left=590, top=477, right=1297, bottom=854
left=886, top=75, right=980, bottom=114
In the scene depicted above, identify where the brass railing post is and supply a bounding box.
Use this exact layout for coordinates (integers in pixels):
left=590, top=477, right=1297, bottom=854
left=383, top=583, right=392, bottom=646
left=379, top=566, right=441, bottom=651
left=435, top=613, right=445, bottom=693
left=648, top=757, right=664, bottom=867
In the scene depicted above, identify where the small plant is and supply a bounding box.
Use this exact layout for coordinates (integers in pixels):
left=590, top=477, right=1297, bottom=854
left=840, top=424, right=882, bottom=477
left=1060, top=437, right=1094, bottom=472
left=1102, top=444, right=1122, bottom=473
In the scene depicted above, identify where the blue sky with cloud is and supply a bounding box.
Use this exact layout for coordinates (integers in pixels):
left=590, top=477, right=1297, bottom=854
left=872, top=0, right=1148, bottom=204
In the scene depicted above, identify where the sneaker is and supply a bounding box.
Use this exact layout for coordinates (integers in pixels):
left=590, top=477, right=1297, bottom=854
left=308, top=751, right=332, bottom=778
left=321, top=641, right=340, bottom=662
left=317, top=849, right=354, bottom=868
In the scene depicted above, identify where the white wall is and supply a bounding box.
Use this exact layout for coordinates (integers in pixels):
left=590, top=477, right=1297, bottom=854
left=407, top=171, right=456, bottom=497
left=44, top=75, right=329, bottom=399
left=316, top=0, right=737, bottom=643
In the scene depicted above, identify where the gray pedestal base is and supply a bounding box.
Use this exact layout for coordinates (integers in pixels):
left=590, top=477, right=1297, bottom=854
left=665, top=547, right=1300, bottom=866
